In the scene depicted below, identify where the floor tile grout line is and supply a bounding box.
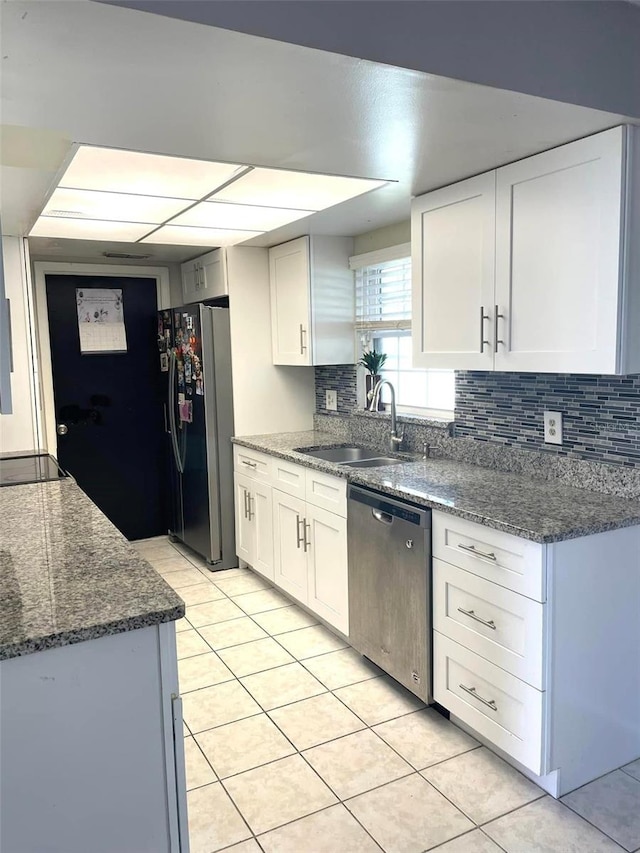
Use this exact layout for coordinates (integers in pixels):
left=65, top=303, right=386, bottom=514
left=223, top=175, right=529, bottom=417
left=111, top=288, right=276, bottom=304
left=555, top=793, right=636, bottom=851
left=491, top=797, right=632, bottom=852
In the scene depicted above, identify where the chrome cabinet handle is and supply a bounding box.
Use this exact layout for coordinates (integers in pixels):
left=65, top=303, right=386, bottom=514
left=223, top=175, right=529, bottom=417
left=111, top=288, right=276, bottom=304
left=459, top=683, right=498, bottom=712
left=303, top=520, right=311, bottom=552
left=479, top=305, right=490, bottom=353
left=299, top=324, right=307, bottom=355
left=242, top=460, right=258, bottom=469
left=494, top=305, right=504, bottom=350
left=296, top=514, right=304, bottom=549
left=247, top=493, right=255, bottom=521
left=457, top=607, right=497, bottom=630
left=457, top=543, right=497, bottom=562
left=243, top=489, right=249, bottom=519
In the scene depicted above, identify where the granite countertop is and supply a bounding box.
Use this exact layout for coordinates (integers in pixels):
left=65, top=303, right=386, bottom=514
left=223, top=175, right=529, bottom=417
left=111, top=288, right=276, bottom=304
left=0, top=479, right=184, bottom=661
left=232, top=430, right=640, bottom=543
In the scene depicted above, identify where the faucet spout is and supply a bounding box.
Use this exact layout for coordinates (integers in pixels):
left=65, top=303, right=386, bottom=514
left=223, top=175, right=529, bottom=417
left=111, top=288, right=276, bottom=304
left=370, top=379, right=404, bottom=451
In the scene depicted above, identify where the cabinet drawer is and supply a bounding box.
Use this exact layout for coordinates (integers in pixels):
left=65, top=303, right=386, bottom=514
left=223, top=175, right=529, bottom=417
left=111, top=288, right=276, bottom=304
left=434, top=632, right=546, bottom=774
left=432, top=511, right=545, bottom=602
left=233, top=446, right=272, bottom=482
left=433, top=560, right=545, bottom=689
left=305, top=469, right=347, bottom=517
left=271, top=458, right=306, bottom=500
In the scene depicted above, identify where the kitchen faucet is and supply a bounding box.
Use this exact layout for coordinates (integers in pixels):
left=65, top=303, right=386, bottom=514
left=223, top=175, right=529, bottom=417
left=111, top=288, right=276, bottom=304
left=370, top=379, right=404, bottom=451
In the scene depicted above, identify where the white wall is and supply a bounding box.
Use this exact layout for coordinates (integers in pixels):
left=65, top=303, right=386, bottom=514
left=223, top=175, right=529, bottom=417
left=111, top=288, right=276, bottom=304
left=0, top=237, right=39, bottom=453
left=353, top=220, right=410, bottom=256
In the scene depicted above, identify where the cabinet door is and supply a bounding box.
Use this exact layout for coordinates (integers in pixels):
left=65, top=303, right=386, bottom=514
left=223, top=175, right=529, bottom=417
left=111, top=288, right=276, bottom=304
left=495, top=127, right=623, bottom=374
left=305, top=504, right=348, bottom=635
left=200, top=250, right=228, bottom=299
left=251, top=480, right=274, bottom=581
left=181, top=261, right=198, bottom=304
left=272, top=489, right=308, bottom=602
left=269, top=236, right=312, bottom=366
left=234, top=474, right=255, bottom=565
left=412, top=172, right=496, bottom=370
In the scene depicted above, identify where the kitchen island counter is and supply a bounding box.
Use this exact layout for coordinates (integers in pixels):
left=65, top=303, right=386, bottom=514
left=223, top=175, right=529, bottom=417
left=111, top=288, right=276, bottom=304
left=0, top=477, right=183, bottom=660
left=232, top=429, right=640, bottom=544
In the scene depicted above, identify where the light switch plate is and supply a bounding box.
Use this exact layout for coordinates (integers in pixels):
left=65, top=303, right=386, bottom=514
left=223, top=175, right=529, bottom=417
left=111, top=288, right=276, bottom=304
left=544, top=411, right=563, bottom=445
left=325, top=389, right=337, bottom=411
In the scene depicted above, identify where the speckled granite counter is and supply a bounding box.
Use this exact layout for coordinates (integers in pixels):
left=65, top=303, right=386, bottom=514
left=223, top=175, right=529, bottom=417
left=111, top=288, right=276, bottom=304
left=232, top=430, right=640, bottom=543
left=0, top=479, right=184, bottom=661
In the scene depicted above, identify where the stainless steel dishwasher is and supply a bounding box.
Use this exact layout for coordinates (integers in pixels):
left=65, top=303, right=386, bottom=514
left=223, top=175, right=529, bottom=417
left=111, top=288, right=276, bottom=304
left=348, top=484, right=432, bottom=703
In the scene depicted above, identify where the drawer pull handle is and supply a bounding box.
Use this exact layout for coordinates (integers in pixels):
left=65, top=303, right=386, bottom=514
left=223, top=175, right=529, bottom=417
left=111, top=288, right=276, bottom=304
left=459, top=683, right=498, bottom=712
left=458, top=543, right=497, bottom=562
left=242, top=460, right=258, bottom=469
left=296, top=514, right=304, bottom=549
left=457, top=607, right=496, bottom=630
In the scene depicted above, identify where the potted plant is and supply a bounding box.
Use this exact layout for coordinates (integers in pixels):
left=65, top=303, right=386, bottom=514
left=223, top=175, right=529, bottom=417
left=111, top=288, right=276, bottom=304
left=359, top=348, right=387, bottom=410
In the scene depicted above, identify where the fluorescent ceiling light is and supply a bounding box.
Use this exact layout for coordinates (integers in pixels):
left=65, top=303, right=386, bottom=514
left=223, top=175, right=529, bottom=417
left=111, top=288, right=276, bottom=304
left=60, top=146, right=245, bottom=200
left=141, top=224, right=262, bottom=247
left=171, top=201, right=314, bottom=231
left=43, top=188, right=189, bottom=224
left=212, top=167, right=387, bottom=211
left=30, top=217, right=154, bottom=242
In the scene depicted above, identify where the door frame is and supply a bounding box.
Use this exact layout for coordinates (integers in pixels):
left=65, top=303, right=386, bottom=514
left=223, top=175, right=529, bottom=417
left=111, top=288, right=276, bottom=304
left=32, top=261, right=171, bottom=456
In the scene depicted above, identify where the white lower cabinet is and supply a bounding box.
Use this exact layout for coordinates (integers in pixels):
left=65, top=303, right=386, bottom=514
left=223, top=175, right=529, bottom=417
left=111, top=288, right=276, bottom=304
left=432, top=509, right=640, bottom=797
left=305, top=503, right=348, bottom=634
left=235, top=472, right=274, bottom=581
left=434, top=632, right=546, bottom=775
left=233, top=451, right=349, bottom=635
left=273, top=489, right=308, bottom=601
left=272, top=488, right=349, bottom=634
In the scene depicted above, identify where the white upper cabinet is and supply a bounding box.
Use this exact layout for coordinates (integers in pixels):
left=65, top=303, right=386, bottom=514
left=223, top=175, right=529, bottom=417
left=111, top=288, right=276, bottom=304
left=412, top=172, right=496, bottom=371
left=269, top=235, right=355, bottom=366
left=181, top=248, right=228, bottom=304
left=412, top=126, right=640, bottom=375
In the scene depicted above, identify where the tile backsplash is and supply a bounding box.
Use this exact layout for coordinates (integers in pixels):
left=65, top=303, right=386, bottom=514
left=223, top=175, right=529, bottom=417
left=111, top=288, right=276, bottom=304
left=314, top=365, right=357, bottom=415
left=455, top=372, right=640, bottom=468
left=315, top=365, right=640, bottom=469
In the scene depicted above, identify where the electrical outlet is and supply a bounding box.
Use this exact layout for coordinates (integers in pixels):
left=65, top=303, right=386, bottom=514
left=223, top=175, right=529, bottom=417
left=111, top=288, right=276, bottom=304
left=544, top=411, right=563, bottom=445
left=325, top=389, right=337, bottom=411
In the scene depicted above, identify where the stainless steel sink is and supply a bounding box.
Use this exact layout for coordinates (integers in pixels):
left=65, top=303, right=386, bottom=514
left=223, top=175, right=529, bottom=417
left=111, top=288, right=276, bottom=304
left=294, top=446, right=405, bottom=468
left=295, top=446, right=380, bottom=463
left=342, top=457, right=404, bottom=468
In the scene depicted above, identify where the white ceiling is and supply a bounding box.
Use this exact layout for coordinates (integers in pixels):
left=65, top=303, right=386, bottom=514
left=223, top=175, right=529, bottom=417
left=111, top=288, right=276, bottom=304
left=1, top=0, right=635, bottom=263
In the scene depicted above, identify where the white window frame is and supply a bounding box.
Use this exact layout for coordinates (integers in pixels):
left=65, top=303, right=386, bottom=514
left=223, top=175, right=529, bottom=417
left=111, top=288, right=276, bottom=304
left=351, top=243, right=454, bottom=419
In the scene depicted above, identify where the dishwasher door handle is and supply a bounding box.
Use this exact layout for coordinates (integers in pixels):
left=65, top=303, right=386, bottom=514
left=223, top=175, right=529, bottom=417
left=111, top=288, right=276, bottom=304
left=372, top=508, right=393, bottom=525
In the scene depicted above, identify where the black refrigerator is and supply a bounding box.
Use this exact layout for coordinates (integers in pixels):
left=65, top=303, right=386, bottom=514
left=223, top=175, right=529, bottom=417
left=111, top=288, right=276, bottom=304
left=158, top=303, right=237, bottom=569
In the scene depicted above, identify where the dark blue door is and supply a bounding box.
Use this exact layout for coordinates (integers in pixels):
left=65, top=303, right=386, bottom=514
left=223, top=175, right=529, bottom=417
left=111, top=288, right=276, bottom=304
left=45, top=274, right=166, bottom=541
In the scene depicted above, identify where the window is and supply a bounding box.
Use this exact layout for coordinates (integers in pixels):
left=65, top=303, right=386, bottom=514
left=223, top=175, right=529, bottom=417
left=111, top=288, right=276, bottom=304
left=352, top=245, right=454, bottom=416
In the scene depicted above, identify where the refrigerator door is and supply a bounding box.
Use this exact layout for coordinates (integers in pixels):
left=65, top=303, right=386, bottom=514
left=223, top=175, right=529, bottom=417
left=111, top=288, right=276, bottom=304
left=163, top=304, right=236, bottom=568
left=200, top=305, right=236, bottom=570
left=174, top=305, right=212, bottom=560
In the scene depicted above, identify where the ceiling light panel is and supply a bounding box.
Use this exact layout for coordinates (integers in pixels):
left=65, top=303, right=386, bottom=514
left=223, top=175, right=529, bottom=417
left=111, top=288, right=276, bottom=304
left=30, top=217, right=154, bottom=242
left=141, top=224, right=263, bottom=247
left=43, top=188, right=190, bottom=224
left=60, top=146, right=245, bottom=200
left=171, top=201, right=314, bottom=231
left=212, top=167, right=388, bottom=210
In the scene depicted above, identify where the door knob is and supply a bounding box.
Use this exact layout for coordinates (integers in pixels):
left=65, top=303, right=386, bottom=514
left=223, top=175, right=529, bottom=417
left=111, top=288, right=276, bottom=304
left=57, top=423, right=68, bottom=436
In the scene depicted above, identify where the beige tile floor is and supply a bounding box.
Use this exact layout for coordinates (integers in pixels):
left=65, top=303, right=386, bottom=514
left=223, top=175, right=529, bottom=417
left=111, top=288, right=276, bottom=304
left=135, top=537, right=640, bottom=853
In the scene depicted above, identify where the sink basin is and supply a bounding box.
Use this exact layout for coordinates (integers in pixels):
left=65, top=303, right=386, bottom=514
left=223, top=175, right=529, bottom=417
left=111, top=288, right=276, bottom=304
left=295, top=446, right=381, bottom=463
left=294, top=446, right=405, bottom=468
left=342, top=457, right=404, bottom=468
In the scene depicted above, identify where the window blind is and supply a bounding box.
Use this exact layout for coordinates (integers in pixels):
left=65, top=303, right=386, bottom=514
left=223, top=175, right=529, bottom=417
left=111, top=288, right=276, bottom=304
left=355, top=256, right=412, bottom=332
